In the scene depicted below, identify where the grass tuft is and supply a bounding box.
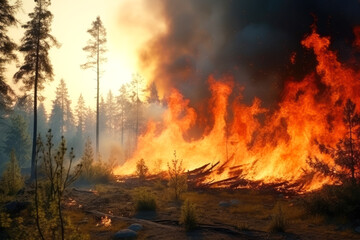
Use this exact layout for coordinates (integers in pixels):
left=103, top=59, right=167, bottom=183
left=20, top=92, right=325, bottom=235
left=180, top=199, right=197, bottom=231
left=135, top=188, right=157, bottom=212
left=268, top=204, right=287, bottom=233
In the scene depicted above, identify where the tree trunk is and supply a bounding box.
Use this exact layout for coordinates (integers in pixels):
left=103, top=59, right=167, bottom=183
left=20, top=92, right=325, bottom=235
left=34, top=134, right=45, bottom=240
left=30, top=1, right=42, bottom=181
left=121, top=110, right=124, bottom=146
left=349, top=118, right=356, bottom=182
left=96, top=23, right=100, bottom=158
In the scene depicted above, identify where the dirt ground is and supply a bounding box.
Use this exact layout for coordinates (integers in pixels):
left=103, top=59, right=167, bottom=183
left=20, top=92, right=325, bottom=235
left=64, top=181, right=360, bottom=240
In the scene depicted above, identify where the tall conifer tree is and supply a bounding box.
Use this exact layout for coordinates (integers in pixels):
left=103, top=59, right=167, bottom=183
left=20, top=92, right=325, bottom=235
left=81, top=16, right=107, bottom=158
left=14, top=0, right=58, bottom=179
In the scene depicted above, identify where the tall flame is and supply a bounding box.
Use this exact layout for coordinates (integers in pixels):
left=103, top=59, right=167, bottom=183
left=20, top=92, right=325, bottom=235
left=114, top=27, right=360, bottom=191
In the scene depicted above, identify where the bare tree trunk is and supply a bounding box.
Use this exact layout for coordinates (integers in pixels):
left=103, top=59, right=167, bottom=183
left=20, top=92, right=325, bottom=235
left=121, top=110, right=124, bottom=146
left=96, top=23, right=100, bottom=158
left=349, top=118, right=356, bottom=182
left=58, top=185, right=64, bottom=240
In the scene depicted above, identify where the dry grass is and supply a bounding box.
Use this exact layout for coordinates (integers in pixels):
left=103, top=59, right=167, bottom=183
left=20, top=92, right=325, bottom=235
left=64, top=210, right=128, bottom=240
left=10, top=181, right=357, bottom=240
left=268, top=203, right=288, bottom=232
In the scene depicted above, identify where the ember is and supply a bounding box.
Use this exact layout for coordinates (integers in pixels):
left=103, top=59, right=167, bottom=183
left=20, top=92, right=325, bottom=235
left=96, top=216, right=112, bottom=227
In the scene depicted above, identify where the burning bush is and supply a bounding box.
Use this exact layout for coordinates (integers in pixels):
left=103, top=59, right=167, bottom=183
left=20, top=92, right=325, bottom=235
left=168, top=151, right=187, bottom=200
left=136, top=158, right=148, bottom=180
left=304, top=99, right=360, bottom=220
left=308, top=99, right=360, bottom=184
left=180, top=199, right=197, bottom=231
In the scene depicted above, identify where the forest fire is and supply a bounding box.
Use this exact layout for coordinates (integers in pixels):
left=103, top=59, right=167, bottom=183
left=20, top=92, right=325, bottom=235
left=114, top=26, right=360, bottom=192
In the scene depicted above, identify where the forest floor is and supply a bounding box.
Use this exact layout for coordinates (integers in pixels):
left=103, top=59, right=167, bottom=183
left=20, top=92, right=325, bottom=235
left=61, top=179, right=360, bottom=240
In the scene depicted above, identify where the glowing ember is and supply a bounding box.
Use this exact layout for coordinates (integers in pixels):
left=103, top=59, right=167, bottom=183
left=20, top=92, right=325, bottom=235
left=114, top=26, right=360, bottom=192
left=66, top=198, right=77, bottom=207
left=96, top=216, right=112, bottom=227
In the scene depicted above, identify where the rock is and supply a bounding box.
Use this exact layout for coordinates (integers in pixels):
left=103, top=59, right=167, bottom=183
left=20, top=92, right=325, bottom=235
left=355, top=226, right=360, bottom=233
left=230, top=199, right=240, bottom=206
left=128, top=223, right=143, bottom=232
left=113, top=229, right=137, bottom=239
left=219, top=201, right=231, bottom=207
left=334, top=225, right=345, bottom=231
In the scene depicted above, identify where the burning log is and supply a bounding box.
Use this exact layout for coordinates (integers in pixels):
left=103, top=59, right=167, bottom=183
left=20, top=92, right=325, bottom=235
left=184, top=160, right=307, bottom=195
left=187, top=161, right=219, bottom=188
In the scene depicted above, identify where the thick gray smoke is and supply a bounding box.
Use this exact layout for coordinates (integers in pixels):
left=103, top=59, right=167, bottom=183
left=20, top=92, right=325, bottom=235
left=141, top=0, right=360, bottom=108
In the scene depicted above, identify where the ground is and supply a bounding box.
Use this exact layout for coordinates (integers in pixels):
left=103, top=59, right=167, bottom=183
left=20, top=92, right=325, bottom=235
left=61, top=180, right=360, bottom=240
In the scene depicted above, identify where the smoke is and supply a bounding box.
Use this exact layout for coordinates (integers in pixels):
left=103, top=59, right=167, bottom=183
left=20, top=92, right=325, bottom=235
left=140, top=0, right=360, bottom=108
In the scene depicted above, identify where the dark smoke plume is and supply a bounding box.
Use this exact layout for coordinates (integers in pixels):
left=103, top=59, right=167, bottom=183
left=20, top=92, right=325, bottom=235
left=141, top=0, right=360, bottom=108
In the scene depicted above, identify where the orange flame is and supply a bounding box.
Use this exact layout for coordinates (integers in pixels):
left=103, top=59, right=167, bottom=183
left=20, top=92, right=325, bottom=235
left=114, top=27, right=360, bottom=192
left=96, top=216, right=112, bottom=227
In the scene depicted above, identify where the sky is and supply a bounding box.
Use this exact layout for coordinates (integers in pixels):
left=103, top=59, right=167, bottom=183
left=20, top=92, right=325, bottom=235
left=7, top=0, right=165, bottom=112
left=6, top=0, right=360, bottom=114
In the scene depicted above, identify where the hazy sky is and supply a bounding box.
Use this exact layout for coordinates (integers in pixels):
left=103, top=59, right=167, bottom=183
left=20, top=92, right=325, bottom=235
left=7, top=0, right=165, bottom=112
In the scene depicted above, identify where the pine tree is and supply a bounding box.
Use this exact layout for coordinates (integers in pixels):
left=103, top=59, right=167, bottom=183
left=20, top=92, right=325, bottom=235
left=37, top=102, right=48, bottom=137
left=308, top=99, right=360, bottom=183
left=129, top=73, right=144, bottom=140
left=0, top=0, right=18, bottom=113
left=13, top=0, right=59, bottom=179
left=99, top=95, right=107, bottom=135
left=4, top=114, right=31, bottom=167
left=117, top=85, right=130, bottom=146
left=84, top=106, right=95, bottom=139
left=49, top=79, right=74, bottom=140
left=1, top=150, right=23, bottom=195
left=73, top=94, right=86, bottom=156
left=75, top=94, right=86, bottom=132
left=14, top=94, right=34, bottom=136
left=335, top=99, right=360, bottom=182
left=81, top=137, right=94, bottom=178
left=105, top=90, right=117, bottom=137
left=81, top=16, right=107, bottom=158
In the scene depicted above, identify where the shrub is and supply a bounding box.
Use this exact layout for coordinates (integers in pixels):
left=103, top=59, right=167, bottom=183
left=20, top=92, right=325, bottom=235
left=268, top=204, right=287, bottom=233
left=153, top=179, right=166, bottom=191
left=0, top=150, right=24, bottom=195
left=135, top=188, right=156, bottom=212
left=136, top=158, right=148, bottom=180
left=180, top=199, right=197, bottom=231
left=168, top=151, right=187, bottom=200
left=35, top=130, right=83, bottom=240
left=307, top=99, right=360, bottom=183
left=302, top=182, right=360, bottom=219
left=80, top=138, right=113, bottom=183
